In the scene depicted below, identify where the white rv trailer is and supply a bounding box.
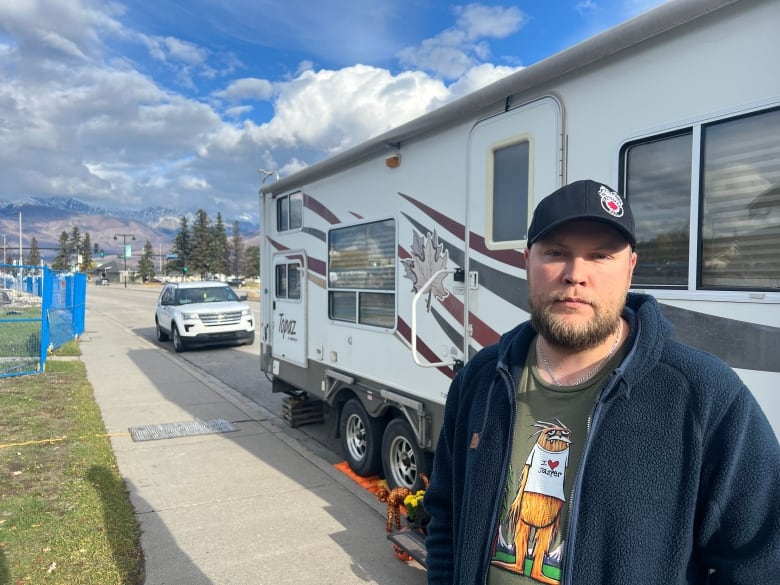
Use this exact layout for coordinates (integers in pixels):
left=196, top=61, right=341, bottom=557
left=260, top=0, right=780, bottom=490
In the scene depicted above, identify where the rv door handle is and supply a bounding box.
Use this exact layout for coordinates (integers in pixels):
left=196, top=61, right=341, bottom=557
left=411, top=268, right=457, bottom=369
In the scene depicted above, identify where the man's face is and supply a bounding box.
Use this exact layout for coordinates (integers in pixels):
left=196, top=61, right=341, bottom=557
left=525, top=220, right=637, bottom=351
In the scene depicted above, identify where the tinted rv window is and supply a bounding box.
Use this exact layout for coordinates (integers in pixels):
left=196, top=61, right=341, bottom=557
left=700, top=109, right=780, bottom=290
left=328, top=219, right=396, bottom=328
left=621, top=106, right=780, bottom=292
left=624, top=132, right=693, bottom=288
left=275, top=262, right=301, bottom=300
left=491, top=140, right=530, bottom=245
left=275, top=264, right=288, bottom=297
left=276, top=192, right=303, bottom=232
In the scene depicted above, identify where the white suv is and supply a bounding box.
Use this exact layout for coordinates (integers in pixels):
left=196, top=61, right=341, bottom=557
left=155, top=281, right=255, bottom=352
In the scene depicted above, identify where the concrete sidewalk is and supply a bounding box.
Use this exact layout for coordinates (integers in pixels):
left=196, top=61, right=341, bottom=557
left=79, top=312, right=426, bottom=584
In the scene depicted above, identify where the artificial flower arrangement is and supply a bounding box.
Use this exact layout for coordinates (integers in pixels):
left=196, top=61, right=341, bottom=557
left=403, top=489, right=430, bottom=531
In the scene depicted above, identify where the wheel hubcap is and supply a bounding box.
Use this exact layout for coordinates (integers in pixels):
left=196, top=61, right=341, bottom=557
left=390, top=436, right=416, bottom=488
left=345, top=414, right=367, bottom=461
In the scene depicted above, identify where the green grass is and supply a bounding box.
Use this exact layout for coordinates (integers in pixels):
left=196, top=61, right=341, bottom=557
left=0, top=308, right=41, bottom=358
left=0, top=357, right=143, bottom=585
left=50, top=340, right=80, bottom=357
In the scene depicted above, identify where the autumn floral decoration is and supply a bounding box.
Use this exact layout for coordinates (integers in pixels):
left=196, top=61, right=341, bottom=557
left=403, top=489, right=427, bottom=526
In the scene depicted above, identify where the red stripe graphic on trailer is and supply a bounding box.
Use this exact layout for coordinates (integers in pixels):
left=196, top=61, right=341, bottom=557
left=396, top=318, right=455, bottom=379
left=400, top=192, right=465, bottom=240
left=399, top=243, right=500, bottom=350
left=439, top=294, right=500, bottom=349
left=266, top=236, right=326, bottom=277
left=399, top=191, right=526, bottom=269
left=304, top=193, right=340, bottom=224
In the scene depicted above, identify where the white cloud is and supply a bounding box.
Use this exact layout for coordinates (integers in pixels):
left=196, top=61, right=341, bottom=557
left=0, top=0, right=526, bottom=221
left=445, top=62, right=522, bottom=101
left=178, top=176, right=210, bottom=190
left=228, top=65, right=448, bottom=154
left=0, top=0, right=124, bottom=63
left=398, top=3, right=526, bottom=79
left=454, top=4, right=527, bottom=40
left=214, top=78, right=274, bottom=101
left=225, top=105, right=254, bottom=118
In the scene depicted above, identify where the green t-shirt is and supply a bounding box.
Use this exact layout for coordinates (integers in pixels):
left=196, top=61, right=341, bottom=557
left=487, top=337, right=626, bottom=585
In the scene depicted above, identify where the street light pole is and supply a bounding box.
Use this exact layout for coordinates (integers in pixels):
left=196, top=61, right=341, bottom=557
left=114, top=233, right=135, bottom=288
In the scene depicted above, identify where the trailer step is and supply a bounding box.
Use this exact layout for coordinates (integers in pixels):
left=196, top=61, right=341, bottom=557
left=387, top=529, right=427, bottom=567
left=282, top=396, right=325, bottom=428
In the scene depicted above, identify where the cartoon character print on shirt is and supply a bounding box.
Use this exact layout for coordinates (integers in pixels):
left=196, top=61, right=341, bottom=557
left=492, top=419, right=571, bottom=584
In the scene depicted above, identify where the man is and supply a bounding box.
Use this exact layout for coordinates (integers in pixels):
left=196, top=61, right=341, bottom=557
left=424, top=180, right=780, bottom=585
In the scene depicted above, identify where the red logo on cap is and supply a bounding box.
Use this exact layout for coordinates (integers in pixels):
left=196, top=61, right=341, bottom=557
left=598, top=185, right=624, bottom=218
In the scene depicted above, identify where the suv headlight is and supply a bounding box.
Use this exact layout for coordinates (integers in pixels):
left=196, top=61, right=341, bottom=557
left=181, top=312, right=199, bottom=320
left=241, top=308, right=252, bottom=316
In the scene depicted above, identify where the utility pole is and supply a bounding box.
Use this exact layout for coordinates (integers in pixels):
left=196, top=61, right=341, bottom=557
left=114, top=233, right=135, bottom=288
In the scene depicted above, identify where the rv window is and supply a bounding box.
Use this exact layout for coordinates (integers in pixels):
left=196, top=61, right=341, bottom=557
left=359, top=292, right=395, bottom=328
left=275, top=264, right=288, bottom=297
left=275, top=262, right=301, bottom=300
left=624, top=131, right=693, bottom=288
left=276, top=192, right=303, bottom=232
left=277, top=198, right=288, bottom=231
left=622, top=106, right=780, bottom=292
left=490, top=140, right=530, bottom=245
left=329, top=291, right=355, bottom=322
left=288, top=264, right=301, bottom=299
left=328, top=218, right=396, bottom=328
left=700, top=108, right=780, bottom=290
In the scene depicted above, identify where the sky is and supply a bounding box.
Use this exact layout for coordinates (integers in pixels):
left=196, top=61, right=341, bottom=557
left=0, top=0, right=667, bottom=223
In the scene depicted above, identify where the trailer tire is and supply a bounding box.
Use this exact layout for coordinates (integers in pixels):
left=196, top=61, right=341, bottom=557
left=381, top=418, right=429, bottom=491
left=339, top=399, right=382, bottom=477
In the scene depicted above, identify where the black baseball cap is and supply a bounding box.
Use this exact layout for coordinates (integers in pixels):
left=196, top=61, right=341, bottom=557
left=527, top=180, right=636, bottom=248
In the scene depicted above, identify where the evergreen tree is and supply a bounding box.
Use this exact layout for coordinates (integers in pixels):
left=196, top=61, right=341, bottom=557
left=69, top=226, right=81, bottom=263
left=210, top=212, right=229, bottom=276
left=80, top=232, right=93, bottom=272
left=244, top=245, right=260, bottom=278
left=190, top=209, right=212, bottom=277
left=168, top=216, right=191, bottom=275
left=229, top=220, right=244, bottom=276
left=138, top=240, right=155, bottom=282
left=26, top=237, right=41, bottom=267
left=52, top=231, right=70, bottom=270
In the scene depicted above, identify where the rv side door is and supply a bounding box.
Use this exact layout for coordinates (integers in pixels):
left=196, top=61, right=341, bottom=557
left=271, top=253, right=307, bottom=367
left=465, top=97, right=563, bottom=354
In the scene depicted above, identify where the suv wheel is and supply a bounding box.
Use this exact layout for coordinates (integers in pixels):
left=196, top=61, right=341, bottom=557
left=172, top=326, right=186, bottom=353
left=156, top=319, right=169, bottom=342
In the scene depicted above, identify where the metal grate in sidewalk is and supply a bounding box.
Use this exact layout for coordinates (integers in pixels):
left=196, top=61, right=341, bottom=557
left=129, top=419, right=237, bottom=442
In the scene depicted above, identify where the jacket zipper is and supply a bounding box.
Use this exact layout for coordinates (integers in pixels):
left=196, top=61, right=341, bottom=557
left=481, top=365, right=517, bottom=585
left=560, top=373, right=622, bottom=585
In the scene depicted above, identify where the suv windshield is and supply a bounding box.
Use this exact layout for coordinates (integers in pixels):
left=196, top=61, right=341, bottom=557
left=175, top=287, right=238, bottom=305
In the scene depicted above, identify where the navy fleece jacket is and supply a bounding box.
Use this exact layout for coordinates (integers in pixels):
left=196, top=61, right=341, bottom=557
left=425, top=293, right=780, bottom=585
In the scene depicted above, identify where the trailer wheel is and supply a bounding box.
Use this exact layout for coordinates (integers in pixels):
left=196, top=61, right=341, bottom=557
left=339, top=399, right=382, bottom=477
left=382, top=418, right=429, bottom=491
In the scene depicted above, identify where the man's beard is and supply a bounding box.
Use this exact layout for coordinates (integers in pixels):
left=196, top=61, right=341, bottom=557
left=529, top=291, right=623, bottom=351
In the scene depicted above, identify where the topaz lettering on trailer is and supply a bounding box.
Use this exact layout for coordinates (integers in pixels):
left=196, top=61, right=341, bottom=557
left=278, top=314, right=297, bottom=340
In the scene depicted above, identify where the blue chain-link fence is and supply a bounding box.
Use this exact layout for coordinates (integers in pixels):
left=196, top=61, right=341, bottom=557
left=0, top=265, right=86, bottom=378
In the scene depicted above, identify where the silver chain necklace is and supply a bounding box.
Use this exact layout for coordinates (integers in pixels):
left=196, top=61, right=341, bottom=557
left=537, top=320, right=623, bottom=386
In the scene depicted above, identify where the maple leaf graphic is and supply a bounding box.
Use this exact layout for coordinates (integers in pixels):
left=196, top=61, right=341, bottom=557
left=401, top=228, right=450, bottom=312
